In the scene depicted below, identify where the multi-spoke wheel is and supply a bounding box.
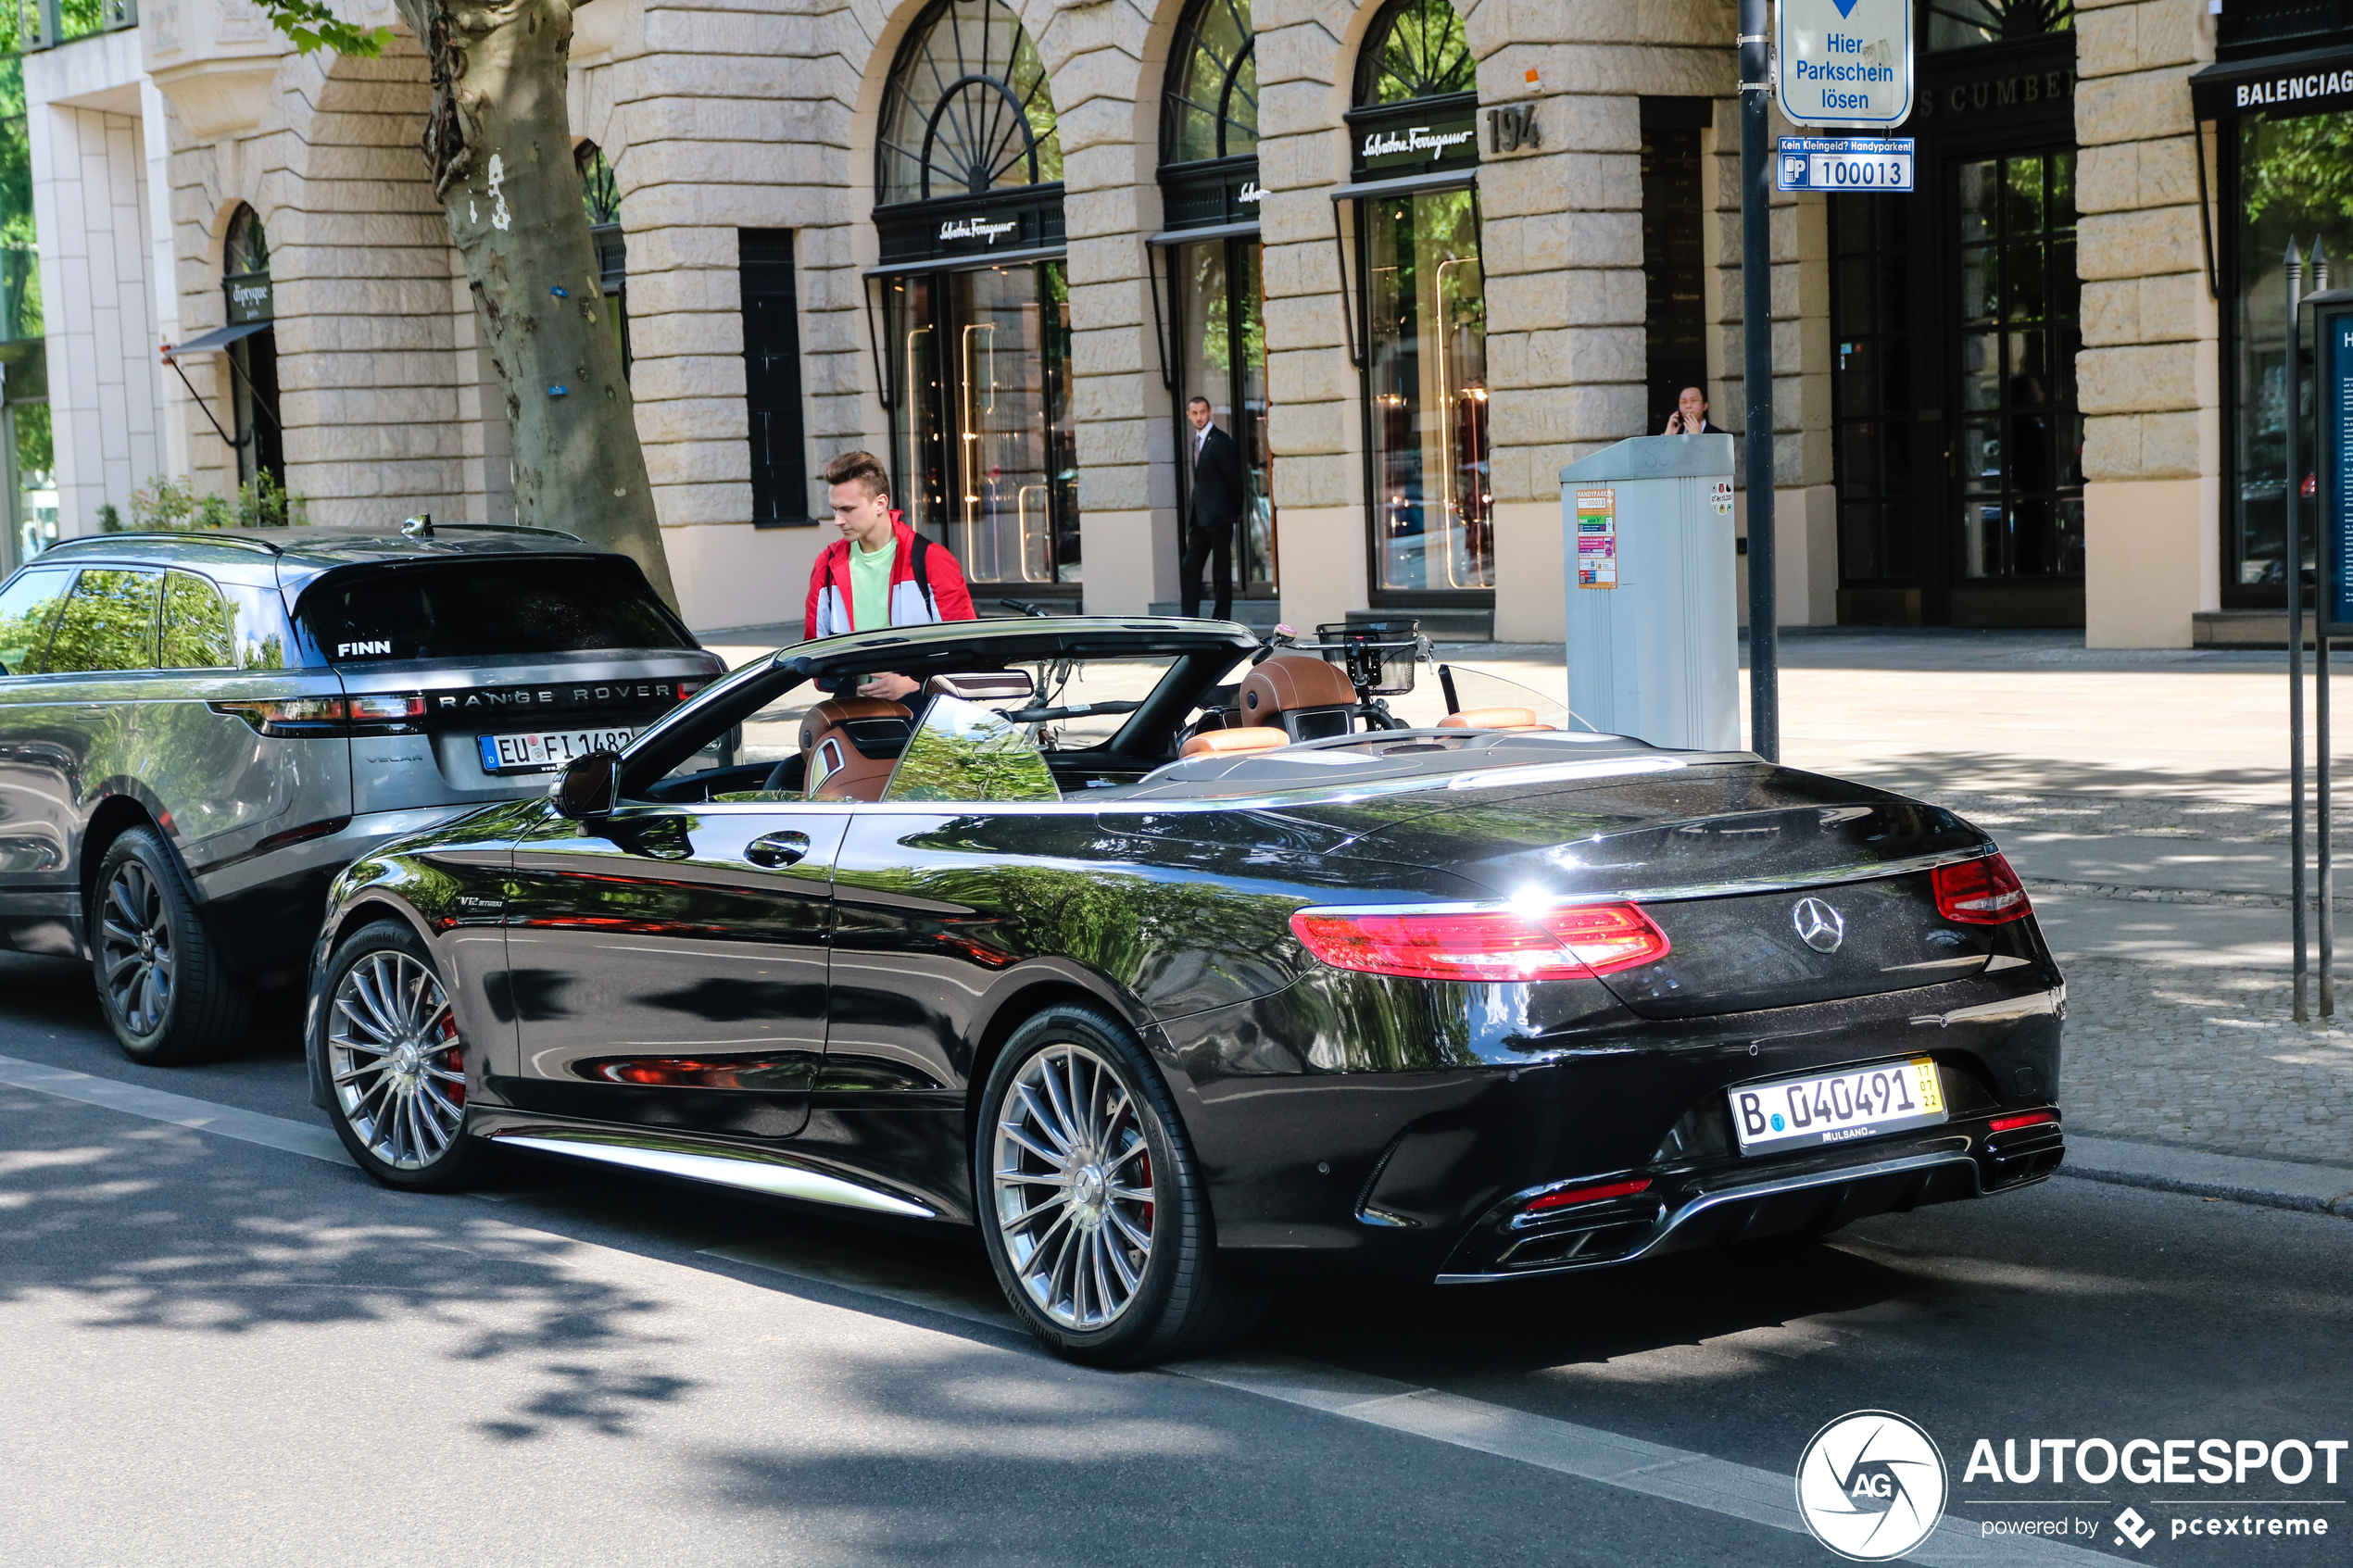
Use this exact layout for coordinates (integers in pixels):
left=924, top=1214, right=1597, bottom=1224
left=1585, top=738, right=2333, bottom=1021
left=317, top=921, right=491, bottom=1190
left=90, top=826, right=248, bottom=1064
left=992, top=1042, right=1158, bottom=1332
left=975, top=1005, right=1265, bottom=1366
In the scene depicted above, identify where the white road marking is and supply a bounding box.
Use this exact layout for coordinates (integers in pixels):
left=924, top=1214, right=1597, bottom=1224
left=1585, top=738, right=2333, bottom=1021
left=0, top=1052, right=355, bottom=1167
left=5, top=1061, right=2122, bottom=1562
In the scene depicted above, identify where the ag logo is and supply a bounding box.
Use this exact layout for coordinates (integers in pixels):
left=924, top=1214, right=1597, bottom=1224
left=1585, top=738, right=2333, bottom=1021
left=1793, top=897, right=1846, bottom=954
left=1794, top=1410, right=1948, bottom=1561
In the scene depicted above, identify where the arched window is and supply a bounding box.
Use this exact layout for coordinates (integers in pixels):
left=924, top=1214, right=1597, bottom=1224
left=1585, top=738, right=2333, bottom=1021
left=1355, top=0, right=1475, bottom=106
left=868, top=0, right=1079, bottom=592
left=1163, top=0, right=1256, bottom=166
left=220, top=205, right=283, bottom=491
left=1157, top=0, right=1274, bottom=603
left=876, top=0, right=1063, bottom=207
left=1346, top=0, right=1489, bottom=600
left=575, top=143, right=629, bottom=375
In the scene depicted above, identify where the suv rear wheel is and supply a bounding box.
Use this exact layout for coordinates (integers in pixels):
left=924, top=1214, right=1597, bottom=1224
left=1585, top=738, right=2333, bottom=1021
left=92, top=827, right=251, bottom=1064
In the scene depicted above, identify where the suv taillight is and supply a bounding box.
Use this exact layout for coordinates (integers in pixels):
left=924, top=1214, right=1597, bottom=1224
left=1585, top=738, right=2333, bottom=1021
left=1932, top=854, right=2031, bottom=924
left=211, top=694, right=426, bottom=736
left=1289, top=902, right=1670, bottom=982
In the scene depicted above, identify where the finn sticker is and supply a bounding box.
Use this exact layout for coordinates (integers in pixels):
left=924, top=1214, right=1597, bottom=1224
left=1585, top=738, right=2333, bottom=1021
left=1711, top=481, right=1734, bottom=516
left=1575, top=488, right=1617, bottom=588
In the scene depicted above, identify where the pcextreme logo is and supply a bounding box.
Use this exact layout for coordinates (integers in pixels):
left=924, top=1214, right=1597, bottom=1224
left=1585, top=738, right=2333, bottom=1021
left=1795, top=1410, right=1949, bottom=1562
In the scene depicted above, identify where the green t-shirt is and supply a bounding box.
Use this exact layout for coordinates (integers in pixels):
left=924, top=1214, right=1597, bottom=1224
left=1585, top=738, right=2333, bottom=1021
left=849, top=535, right=897, bottom=631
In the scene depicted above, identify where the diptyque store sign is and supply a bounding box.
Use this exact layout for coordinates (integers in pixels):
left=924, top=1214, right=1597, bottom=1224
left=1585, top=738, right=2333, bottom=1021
left=1775, top=0, right=1915, bottom=131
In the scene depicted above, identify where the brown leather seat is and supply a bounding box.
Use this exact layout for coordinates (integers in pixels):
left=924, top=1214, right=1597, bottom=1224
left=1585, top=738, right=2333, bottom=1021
left=799, top=697, right=913, bottom=802
left=1179, top=726, right=1290, bottom=760
left=1237, top=655, right=1358, bottom=741
left=1437, top=706, right=1553, bottom=731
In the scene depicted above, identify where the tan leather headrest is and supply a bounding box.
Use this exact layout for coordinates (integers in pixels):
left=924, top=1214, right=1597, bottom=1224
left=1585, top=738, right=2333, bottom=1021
left=1438, top=706, right=1549, bottom=731
left=799, top=697, right=910, bottom=751
left=1179, top=726, right=1290, bottom=760
left=1238, top=655, right=1355, bottom=720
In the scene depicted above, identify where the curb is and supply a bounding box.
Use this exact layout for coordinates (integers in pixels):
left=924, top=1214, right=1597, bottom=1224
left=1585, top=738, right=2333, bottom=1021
left=2056, top=1133, right=2353, bottom=1216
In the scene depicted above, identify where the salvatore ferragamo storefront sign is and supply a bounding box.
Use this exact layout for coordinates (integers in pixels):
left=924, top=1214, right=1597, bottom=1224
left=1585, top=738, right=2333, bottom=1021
left=938, top=215, right=1020, bottom=245
left=1360, top=119, right=1477, bottom=169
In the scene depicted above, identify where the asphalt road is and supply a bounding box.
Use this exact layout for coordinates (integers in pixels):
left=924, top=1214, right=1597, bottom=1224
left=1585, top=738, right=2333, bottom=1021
left=4, top=950, right=2348, bottom=1568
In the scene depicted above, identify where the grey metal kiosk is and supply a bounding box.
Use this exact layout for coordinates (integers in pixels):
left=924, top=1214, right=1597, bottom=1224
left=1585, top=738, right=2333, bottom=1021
left=1559, top=433, right=1739, bottom=750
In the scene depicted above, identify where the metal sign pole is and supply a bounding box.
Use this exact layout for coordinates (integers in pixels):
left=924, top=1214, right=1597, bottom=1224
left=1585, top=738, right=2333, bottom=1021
left=2313, top=245, right=2336, bottom=1016
left=2287, top=241, right=2309, bottom=1022
left=1740, top=0, right=1779, bottom=761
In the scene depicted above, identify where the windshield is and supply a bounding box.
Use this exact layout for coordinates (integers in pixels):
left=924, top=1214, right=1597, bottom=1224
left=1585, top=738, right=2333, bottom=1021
left=296, top=557, right=694, bottom=663
left=881, top=695, right=1060, bottom=803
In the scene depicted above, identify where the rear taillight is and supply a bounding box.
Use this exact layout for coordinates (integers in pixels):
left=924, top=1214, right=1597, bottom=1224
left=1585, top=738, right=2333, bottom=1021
left=1988, top=1110, right=2057, bottom=1133
left=211, top=694, right=424, bottom=736
left=1289, top=901, right=1670, bottom=982
left=1521, top=1177, right=1651, bottom=1217
left=1932, top=854, right=2031, bottom=924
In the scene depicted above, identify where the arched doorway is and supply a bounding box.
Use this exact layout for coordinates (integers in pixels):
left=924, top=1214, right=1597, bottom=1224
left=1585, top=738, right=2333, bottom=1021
left=221, top=205, right=283, bottom=490
left=868, top=0, right=1078, bottom=593
left=1157, top=0, right=1275, bottom=602
left=1342, top=0, right=1489, bottom=607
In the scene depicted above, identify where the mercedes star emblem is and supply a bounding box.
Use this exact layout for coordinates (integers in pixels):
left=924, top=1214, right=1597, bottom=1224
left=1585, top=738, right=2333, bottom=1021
left=1792, top=897, right=1845, bottom=954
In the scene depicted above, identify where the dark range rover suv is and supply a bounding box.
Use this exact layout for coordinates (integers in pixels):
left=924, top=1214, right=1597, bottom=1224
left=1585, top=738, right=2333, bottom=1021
left=0, top=524, right=724, bottom=1062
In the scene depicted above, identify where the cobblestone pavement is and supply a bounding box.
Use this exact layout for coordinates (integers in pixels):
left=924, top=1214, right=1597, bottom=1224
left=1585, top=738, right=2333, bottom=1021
left=2061, top=957, right=2353, bottom=1166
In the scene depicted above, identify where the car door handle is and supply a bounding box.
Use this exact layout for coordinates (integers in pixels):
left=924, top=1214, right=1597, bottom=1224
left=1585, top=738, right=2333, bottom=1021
left=743, top=831, right=812, bottom=868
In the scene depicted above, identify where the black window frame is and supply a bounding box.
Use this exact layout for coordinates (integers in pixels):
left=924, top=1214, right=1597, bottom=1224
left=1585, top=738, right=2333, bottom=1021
left=741, top=230, right=813, bottom=528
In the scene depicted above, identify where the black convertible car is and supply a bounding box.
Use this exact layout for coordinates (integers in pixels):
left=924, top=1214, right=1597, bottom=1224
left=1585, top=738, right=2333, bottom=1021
left=307, top=617, right=2065, bottom=1365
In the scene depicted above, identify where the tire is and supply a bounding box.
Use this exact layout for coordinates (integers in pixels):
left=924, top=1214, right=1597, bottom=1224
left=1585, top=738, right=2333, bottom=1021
left=91, top=826, right=251, bottom=1065
left=316, top=920, right=494, bottom=1192
left=975, top=1004, right=1266, bottom=1367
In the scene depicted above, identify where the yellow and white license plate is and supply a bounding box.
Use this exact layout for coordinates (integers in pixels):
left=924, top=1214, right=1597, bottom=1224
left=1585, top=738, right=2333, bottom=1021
left=476, top=726, right=638, bottom=775
left=1730, top=1058, right=1946, bottom=1155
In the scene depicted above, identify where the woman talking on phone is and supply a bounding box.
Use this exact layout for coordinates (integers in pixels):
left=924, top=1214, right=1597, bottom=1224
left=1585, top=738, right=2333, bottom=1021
left=1661, top=385, right=1716, bottom=435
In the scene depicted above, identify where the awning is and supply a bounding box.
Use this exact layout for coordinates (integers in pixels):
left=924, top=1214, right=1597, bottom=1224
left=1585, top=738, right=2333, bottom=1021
left=162, top=320, right=271, bottom=358
left=2190, top=42, right=2353, bottom=119
left=1146, top=220, right=1261, bottom=246
left=862, top=244, right=1065, bottom=280
left=1327, top=168, right=1478, bottom=203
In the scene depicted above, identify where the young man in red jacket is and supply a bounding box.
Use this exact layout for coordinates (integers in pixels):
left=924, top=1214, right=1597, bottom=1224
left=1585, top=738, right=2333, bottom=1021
left=801, top=449, right=975, bottom=699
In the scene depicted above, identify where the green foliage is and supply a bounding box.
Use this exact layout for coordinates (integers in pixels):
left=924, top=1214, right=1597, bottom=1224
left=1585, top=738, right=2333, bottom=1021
left=256, top=0, right=392, bottom=57
left=44, top=567, right=156, bottom=671
left=879, top=698, right=1061, bottom=803
left=130, top=474, right=195, bottom=531
left=2246, top=113, right=2353, bottom=228
left=95, top=501, right=121, bottom=532
left=129, top=470, right=309, bottom=532
left=10, top=396, right=47, bottom=478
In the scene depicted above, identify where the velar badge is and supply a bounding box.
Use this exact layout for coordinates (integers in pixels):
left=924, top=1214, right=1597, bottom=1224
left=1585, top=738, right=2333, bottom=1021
left=1793, top=897, right=1845, bottom=953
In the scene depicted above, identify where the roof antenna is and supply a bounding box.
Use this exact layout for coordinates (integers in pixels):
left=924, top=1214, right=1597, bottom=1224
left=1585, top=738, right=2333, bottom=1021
left=401, top=513, right=434, bottom=538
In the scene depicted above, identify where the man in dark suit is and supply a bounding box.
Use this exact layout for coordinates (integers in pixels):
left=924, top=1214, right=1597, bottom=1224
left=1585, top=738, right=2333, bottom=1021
left=1178, top=395, right=1248, bottom=620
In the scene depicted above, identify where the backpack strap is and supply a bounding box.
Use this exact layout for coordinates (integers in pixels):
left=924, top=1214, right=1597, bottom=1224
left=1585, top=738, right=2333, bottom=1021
left=909, top=531, right=939, bottom=621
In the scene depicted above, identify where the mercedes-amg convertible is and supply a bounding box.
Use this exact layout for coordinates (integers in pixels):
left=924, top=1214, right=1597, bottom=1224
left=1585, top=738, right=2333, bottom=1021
left=306, top=617, right=2065, bottom=1365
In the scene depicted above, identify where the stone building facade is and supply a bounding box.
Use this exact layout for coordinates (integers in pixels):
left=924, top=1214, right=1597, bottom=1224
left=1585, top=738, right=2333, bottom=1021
left=5, top=0, right=2334, bottom=648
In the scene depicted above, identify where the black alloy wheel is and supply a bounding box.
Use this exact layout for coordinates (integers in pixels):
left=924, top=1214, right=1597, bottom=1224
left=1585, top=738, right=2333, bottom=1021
left=92, top=826, right=250, bottom=1064
left=975, top=1004, right=1265, bottom=1367
left=318, top=920, right=494, bottom=1192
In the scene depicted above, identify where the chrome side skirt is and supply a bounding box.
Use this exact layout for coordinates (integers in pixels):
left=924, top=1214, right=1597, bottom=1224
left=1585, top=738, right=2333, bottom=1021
left=490, top=1131, right=937, bottom=1218
left=1436, top=1148, right=1986, bottom=1284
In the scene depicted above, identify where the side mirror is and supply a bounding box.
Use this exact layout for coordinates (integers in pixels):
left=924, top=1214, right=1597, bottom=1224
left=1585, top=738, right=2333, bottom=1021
left=555, top=751, right=621, bottom=819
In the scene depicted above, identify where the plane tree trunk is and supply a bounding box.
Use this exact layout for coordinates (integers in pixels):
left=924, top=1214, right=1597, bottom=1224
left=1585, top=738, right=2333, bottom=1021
left=390, top=0, right=677, bottom=606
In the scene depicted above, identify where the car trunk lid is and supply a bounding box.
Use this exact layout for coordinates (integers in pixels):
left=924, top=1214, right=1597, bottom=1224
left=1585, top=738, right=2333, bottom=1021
left=1323, top=764, right=2028, bottom=1018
